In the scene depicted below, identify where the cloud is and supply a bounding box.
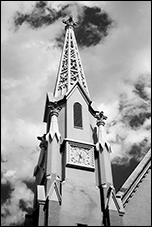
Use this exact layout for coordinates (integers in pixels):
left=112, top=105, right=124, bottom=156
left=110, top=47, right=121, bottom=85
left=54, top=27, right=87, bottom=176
left=1, top=27, right=61, bottom=123
left=1, top=118, right=44, bottom=225
left=55, top=3, right=114, bottom=48
left=1, top=183, right=12, bottom=205
left=13, top=1, right=70, bottom=29
left=1, top=181, right=33, bottom=226
left=1, top=123, right=44, bottom=225
left=104, top=73, right=151, bottom=165
left=1, top=3, right=62, bottom=224
left=12, top=1, right=114, bottom=48
left=1, top=1, right=35, bottom=42
left=133, top=73, right=151, bottom=101
left=75, top=4, right=114, bottom=47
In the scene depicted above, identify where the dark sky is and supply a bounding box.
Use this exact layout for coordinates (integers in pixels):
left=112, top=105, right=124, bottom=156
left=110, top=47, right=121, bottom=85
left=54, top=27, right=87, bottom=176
left=112, top=158, right=139, bottom=192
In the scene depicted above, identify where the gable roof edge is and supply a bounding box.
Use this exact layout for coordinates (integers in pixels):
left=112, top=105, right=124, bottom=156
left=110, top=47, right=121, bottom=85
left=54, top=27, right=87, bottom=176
left=65, top=81, right=91, bottom=104
left=116, top=149, right=151, bottom=207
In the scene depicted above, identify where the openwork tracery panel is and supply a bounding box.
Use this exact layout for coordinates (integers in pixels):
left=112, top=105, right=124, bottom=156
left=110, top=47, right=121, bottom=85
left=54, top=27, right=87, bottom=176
left=55, top=26, right=89, bottom=97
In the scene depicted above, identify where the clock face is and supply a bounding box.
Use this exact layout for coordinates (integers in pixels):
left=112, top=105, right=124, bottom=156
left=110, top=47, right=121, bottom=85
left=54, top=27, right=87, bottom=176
left=70, top=147, right=91, bottom=166
left=67, top=141, right=95, bottom=169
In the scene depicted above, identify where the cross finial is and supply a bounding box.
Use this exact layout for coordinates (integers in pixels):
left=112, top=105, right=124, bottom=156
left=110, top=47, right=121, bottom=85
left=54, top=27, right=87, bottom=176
left=62, top=15, right=77, bottom=29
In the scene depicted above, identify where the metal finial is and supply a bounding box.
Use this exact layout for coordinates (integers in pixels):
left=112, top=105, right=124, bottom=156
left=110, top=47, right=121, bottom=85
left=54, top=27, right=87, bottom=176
left=95, top=111, right=107, bottom=127
left=62, top=15, right=77, bottom=29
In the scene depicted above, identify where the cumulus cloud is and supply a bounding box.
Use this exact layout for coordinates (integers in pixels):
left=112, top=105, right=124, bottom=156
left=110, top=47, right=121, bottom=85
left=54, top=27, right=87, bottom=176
left=1, top=181, right=33, bottom=226
left=12, top=1, right=114, bottom=48
left=1, top=118, right=44, bottom=225
left=56, top=3, right=114, bottom=48
left=13, top=1, right=69, bottom=30
left=104, top=73, right=151, bottom=165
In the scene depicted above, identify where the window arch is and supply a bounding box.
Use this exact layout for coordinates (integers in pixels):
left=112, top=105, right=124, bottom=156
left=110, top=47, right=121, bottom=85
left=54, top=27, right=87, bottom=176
left=73, top=102, right=83, bottom=128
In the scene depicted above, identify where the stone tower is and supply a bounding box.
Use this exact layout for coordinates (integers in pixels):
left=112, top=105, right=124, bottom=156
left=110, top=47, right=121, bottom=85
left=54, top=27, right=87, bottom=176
left=25, top=16, right=124, bottom=226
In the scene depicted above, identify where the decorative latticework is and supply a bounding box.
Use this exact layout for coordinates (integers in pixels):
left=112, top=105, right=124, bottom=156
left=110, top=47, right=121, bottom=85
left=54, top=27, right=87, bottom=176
left=54, top=16, right=90, bottom=97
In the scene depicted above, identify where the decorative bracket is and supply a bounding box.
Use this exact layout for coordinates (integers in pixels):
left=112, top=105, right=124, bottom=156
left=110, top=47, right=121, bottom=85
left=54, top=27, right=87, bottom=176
left=94, top=111, right=107, bottom=127
left=37, top=133, right=48, bottom=149
left=48, top=102, right=62, bottom=118
left=47, top=102, right=62, bottom=142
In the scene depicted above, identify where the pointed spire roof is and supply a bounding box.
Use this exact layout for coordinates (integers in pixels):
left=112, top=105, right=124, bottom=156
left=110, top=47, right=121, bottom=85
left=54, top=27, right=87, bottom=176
left=54, top=16, right=90, bottom=98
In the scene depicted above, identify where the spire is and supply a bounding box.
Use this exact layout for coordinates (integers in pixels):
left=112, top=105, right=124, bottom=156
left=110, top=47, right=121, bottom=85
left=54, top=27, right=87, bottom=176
left=54, top=16, right=90, bottom=98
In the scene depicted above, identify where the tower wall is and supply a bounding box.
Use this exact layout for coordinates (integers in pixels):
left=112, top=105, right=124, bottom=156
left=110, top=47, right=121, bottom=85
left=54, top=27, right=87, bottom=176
left=43, top=86, right=103, bottom=226
left=66, top=87, right=95, bottom=143
left=58, top=104, right=66, bottom=142
left=59, top=178, right=102, bottom=226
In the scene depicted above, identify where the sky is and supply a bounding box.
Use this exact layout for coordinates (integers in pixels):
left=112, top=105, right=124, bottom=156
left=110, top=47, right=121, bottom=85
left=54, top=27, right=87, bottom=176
left=1, top=1, right=151, bottom=226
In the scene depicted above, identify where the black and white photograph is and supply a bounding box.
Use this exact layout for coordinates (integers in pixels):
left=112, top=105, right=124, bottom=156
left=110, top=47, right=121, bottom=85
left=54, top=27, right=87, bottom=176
left=1, top=1, right=151, bottom=226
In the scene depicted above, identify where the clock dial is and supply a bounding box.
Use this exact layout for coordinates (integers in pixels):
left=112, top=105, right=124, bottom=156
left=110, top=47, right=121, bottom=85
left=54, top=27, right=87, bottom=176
left=70, top=146, right=91, bottom=166
left=66, top=141, right=95, bottom=169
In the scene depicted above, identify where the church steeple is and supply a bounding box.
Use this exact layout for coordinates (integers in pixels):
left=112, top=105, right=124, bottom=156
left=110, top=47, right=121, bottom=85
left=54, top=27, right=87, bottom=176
left=24, top=15, right=126, bottom=227
left=54, top=16, right=90, bottom=98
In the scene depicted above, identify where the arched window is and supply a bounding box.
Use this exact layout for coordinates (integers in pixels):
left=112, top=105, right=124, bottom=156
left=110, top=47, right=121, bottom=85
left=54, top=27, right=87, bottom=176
left=73, top=102, right=83, bottom=129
